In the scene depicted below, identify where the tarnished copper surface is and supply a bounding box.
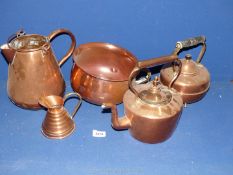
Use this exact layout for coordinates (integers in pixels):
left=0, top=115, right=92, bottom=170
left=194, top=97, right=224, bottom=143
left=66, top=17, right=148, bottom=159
left=103, top=78, right=183, bottom=144
left=160, top=37, right=210, bottom=104
left=1, top=29, right=76, bottom=109
left=39, top=92, right=82, bottom=139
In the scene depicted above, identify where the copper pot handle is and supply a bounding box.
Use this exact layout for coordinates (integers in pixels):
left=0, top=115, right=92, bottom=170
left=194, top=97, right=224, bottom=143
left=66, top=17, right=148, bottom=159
left=176, top=36, right=206, bottom=63
left=48, top=29, right=76, bottom=66
left=64, top=92, right=82, bottom=119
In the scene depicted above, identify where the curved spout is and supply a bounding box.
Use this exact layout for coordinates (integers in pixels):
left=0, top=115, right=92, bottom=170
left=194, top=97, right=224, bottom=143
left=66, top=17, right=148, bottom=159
left=1, top=44, right=15, bottom=63
left=102, top=103, right=131, bottom=130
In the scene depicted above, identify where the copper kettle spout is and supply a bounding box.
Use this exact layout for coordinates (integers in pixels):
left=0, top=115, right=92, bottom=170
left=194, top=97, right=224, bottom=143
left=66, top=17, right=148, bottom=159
left=0, top=44, right=15, bottom=63
left=102, top=104, right=131, bottom=130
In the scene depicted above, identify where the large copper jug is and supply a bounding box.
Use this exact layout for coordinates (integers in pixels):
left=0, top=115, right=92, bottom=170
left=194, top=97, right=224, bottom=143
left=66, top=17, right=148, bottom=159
left=1, top=29, right=76, bottom=109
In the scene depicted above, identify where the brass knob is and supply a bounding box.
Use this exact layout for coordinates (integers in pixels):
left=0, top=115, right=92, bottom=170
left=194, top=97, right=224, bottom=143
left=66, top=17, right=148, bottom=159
left=185, top=54, right=192, bottom=60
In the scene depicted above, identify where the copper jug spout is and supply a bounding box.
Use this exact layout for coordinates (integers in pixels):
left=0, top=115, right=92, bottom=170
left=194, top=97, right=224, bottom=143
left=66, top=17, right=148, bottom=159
left=1, top=29, right=25, bottom=63
left=0, top=44, right=15, bottom=63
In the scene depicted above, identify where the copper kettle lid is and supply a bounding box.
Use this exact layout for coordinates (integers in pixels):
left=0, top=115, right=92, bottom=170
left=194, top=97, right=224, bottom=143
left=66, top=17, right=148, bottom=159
left=139, top=77, right=172, bottom=105
left=180, top=54, right=198, bottom=75
left=72, top=42, right=137, bottom=81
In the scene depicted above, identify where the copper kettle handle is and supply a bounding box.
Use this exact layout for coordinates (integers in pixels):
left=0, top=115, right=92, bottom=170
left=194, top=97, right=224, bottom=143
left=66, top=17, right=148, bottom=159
left=48, top=29, right=76, bottom=66
left=64, top=92, right=82, bottom=119
left=169, top=59, right=182, bottom=88
left=176, top=36, right=206, bottom=63
left=129, top=59, right=181, bottom=98
left=129, top=55, right=179, bottom=98
left=133, top=68, right=151, bottom=85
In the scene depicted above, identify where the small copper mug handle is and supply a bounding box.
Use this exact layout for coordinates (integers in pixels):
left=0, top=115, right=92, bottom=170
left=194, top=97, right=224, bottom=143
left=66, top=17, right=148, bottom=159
left=48, top=29, right=76, bottom=66
left=64, top=92, right=82, bottom=119
left=176, top=36, right=206, bottom=63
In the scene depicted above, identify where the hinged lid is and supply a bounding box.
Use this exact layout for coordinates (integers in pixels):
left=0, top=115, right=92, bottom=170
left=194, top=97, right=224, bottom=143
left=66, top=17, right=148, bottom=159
left=9, top=34, right=49, bottom=52
left=72, top=42, right=137, bottom=81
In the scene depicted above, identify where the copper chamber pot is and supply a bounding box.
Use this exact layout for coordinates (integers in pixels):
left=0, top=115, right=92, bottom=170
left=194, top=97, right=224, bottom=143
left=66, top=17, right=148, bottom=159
left=160, top=36, right=210, bottom=103
left=39, top=92, right=82, bottom=139
left=103, top=61, right=183, bottom=144
left=1, top=29, right=76, bottom=109
left=70, top=36, right=203, bottom=106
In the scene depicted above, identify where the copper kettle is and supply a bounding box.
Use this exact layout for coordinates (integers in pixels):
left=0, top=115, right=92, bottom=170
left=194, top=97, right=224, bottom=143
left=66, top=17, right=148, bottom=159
left=1, top=29, right=76, bottom=109
left=160, top=36, right=210, bottom=103
left=103, top=59, right=183, bottom=144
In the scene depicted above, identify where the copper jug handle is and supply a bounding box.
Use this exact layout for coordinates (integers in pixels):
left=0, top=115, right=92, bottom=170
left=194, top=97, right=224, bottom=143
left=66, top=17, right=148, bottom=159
left=48, top=29, right=76, bottom=66
left=176, top=36, right=206, bottom=63
left=64, top=92, right=82, bottom=119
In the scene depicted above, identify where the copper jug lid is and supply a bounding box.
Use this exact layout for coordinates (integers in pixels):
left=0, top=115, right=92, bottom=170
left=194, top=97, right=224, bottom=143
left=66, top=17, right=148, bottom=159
left=139, top=77, right=172, bottom=105
left=9, top=34, right=49, bottom=52
left=72, top=42, right=137, bottom=81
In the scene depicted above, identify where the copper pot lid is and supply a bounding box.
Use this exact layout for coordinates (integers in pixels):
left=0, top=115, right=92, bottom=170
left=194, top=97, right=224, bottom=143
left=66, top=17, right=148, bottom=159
left=72, top=42, right=138, bottom=81
left=139, top=77, right=172, bottom=105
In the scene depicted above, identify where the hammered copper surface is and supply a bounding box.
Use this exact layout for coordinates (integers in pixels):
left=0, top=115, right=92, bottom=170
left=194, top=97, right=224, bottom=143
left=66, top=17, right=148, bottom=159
left=39, top=92, right=82, bottom=139
left=1, top=29, right=76, bottom=109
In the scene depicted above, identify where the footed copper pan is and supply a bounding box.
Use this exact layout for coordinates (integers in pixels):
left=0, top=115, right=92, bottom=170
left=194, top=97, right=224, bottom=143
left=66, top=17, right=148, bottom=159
left=71, top=36, right=204, bottom=105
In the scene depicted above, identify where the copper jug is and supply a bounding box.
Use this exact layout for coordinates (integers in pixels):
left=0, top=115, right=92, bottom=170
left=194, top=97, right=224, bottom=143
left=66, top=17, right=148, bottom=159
left=103, top=59, right=183, bottom=144
left=1, top=29, right=76, bottom=109
left=38, top=92, right=82, bottom=139
left=160, top=36, right=210, bottom=103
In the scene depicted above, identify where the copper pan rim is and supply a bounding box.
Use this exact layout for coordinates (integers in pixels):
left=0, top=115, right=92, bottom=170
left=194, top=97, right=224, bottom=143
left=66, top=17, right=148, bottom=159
left=72, top=42, right=138, bottom=81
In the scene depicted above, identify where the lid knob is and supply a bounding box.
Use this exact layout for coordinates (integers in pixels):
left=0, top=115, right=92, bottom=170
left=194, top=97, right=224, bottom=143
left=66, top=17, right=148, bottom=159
left=138, top=76, right=172, bottom=105
left=185, top=54, right=192, bottom=60
left=181, top=53, right=197, bottom=75
left=152, top=76, right=160, bottom=87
